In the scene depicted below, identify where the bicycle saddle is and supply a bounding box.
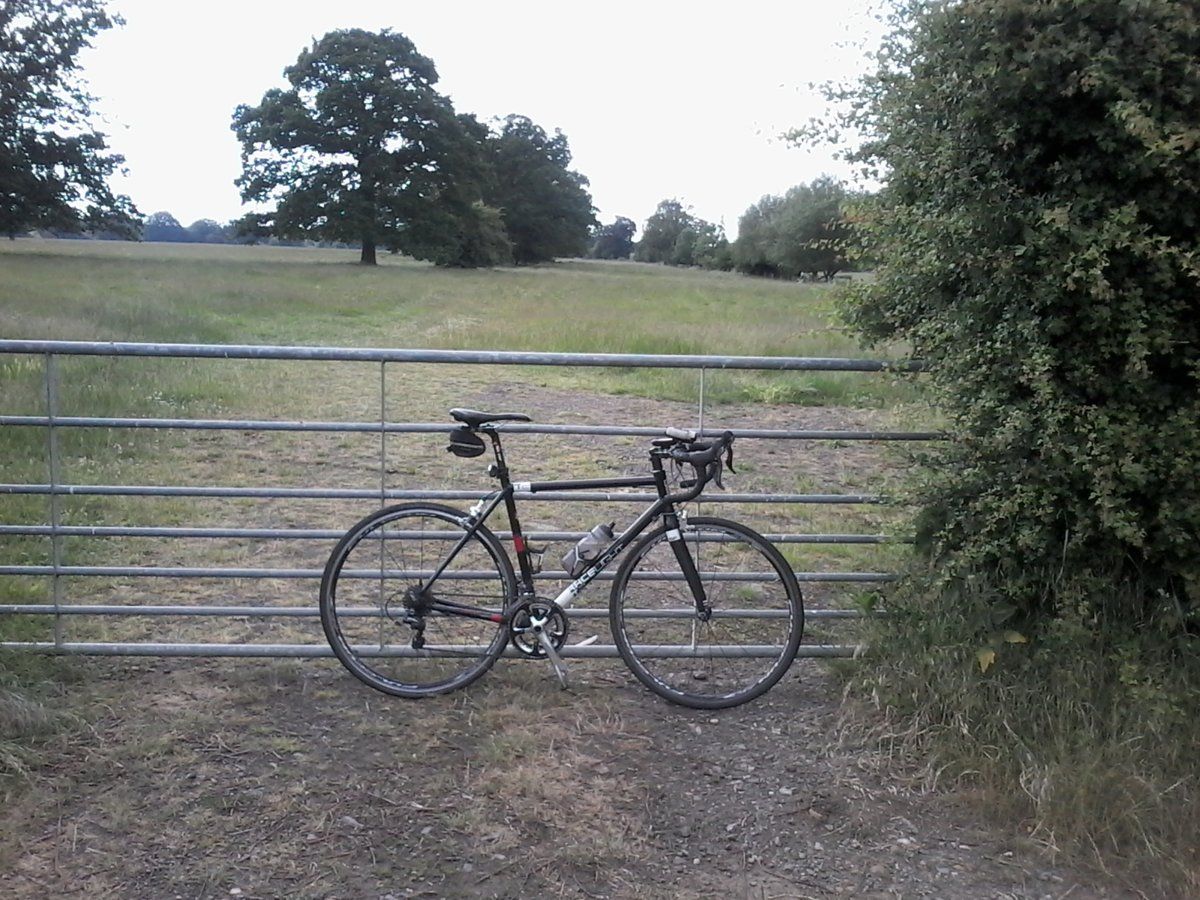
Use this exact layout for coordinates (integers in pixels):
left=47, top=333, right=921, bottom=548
left=449, top=408, right=532, bottom=428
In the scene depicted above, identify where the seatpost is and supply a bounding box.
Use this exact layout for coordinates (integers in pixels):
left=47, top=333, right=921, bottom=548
left=485, top=427, right=537, bottom=597
left=485, top=428, right=510, bottom=484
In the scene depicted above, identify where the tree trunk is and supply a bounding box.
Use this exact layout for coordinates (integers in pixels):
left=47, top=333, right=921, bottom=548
left=360, top=236, right=377, bottom=266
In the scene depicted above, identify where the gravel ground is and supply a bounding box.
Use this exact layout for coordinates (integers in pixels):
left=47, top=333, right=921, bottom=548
left=0, top=657, right=1136, bottom=899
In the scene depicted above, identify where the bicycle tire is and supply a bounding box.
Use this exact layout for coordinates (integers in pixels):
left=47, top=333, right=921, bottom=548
left=319, top=503, right=515, bottom=697
left=609, top=516, right=804, bottom=709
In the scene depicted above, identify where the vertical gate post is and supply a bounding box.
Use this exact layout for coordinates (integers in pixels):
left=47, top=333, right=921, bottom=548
left=377, top=361, right=388, bottom=647
left=44, top=353, right=65, bottom=649
left=379, top=361, right=387, bottom=508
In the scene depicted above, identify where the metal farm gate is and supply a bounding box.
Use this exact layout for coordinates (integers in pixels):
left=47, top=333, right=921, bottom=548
left=0, top=340, right=931, bottom=661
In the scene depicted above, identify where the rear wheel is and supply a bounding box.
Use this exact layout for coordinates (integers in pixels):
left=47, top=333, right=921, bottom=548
left=609, top=516, right=803, bottom=709
left=319, top=503, right=515, bottom=697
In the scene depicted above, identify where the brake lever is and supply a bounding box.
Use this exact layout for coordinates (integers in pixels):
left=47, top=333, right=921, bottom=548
left=711, top=438, right=736, bottom=489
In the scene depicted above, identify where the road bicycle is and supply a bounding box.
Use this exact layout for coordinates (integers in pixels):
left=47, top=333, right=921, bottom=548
left=319, top=408, right=804, bottom=709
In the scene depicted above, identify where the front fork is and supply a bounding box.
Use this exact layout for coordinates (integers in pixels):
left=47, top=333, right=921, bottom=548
left=662, top=509, right=712, bottom=621
left=649, top=452, right=711, bottom=621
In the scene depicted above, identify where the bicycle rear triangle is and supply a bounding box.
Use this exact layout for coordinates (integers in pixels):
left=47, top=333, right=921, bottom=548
left=318, top=408, right=804, bottom=709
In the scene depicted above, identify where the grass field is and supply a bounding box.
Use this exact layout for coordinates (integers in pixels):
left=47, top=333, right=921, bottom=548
left=0, top=238, right=919, bottom=406
left=2, top=239, right=854, bottom=354
left=5, top=240, right=1180, bottom=897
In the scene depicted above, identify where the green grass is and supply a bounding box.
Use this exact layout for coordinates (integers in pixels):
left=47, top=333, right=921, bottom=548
left=1, top=246, right=929, bottom=684
left=0, top=239, right=918, bottom=407
left=0, top=240, right=921, bottom=638
left=0, top=238, right=911, bottom=615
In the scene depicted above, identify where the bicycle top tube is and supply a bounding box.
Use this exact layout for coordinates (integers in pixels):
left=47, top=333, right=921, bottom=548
left=519, top=475, right=658, bottom=493
left=457, top=410, right=733, bottom=507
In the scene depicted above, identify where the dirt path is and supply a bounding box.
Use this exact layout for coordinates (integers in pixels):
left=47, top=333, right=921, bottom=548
left=1, top=367, right=1138, bottom=898
left=2, top=657, right=1131, bottom=899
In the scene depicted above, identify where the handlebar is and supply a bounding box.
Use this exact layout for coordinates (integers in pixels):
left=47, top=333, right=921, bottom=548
left=656, top=429, right=736, bottom=494
left=664, top=426, right=697, bottom=441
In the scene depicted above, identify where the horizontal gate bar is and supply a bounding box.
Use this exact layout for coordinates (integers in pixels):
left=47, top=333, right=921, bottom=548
left=0, top=640, right=863, bottom=658
left=0, top=603, right=866, bottom=619
left=0, top=524, right=898, bottom=544
left=0, top=339, right=921, bottom=372
left=0, top=484, right=884, bottom=504
left=0, top=415, right=940, bottom=442
left=0, top=564, right=895, bottom=583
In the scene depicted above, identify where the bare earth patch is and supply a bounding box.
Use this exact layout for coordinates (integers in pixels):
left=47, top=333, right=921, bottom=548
left=1, top=658, right=1136, bottom=899
left=1, top=369, right=1140, bottom=898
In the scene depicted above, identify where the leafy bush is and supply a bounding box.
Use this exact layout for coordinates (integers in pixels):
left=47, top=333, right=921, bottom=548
left=842, top=0, right=1200, bottom=629
left=831, top=0, right=1200, bottom=885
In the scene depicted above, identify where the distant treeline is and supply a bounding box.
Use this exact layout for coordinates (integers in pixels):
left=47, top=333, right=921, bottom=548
left=39, top=175, right=865, bottom=282
left=589, top=175, right=865, bottom=281
left=29, top=212, right=350, bottom=247
left=8, top=1, right=858, bottom=280
left=138, top=213, right=247, bottom=244
left=139, top=212, right=352, bottom=247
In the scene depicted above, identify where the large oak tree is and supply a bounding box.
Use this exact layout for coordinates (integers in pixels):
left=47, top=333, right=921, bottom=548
left=232, top=29, right=487, bottom=265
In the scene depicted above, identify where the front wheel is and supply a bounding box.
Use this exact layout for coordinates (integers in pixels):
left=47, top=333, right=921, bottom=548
left=609, top=516, right=804, bottom=709
left=319, top=503, right=515, bottom=697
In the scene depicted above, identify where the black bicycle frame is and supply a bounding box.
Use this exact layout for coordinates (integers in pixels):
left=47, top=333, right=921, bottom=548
left=420, top=428, right=710, bottom=622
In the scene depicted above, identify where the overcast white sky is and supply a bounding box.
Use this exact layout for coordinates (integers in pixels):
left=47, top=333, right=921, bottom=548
left=80, top=0, right=885, bottom=237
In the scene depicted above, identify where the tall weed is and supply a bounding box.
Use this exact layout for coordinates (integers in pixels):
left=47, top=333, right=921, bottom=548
left=847, top=574, right=1200, bottom=894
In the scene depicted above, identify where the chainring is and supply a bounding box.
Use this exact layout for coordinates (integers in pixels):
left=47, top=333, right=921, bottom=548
left=508, top=599, right=569, bottom=658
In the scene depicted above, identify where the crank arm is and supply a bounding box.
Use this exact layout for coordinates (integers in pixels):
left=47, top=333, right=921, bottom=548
left=537, top=631, right=570, bottom=689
